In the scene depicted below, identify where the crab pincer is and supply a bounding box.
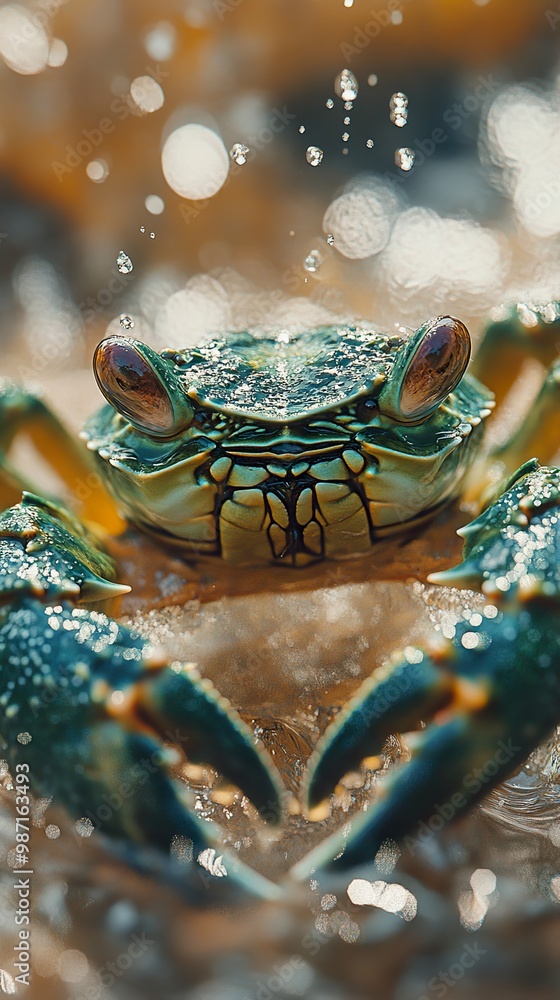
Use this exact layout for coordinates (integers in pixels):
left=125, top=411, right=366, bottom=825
left=292, top=464, right=560, bottom=878
left=0, top=495, right=284, bottom=900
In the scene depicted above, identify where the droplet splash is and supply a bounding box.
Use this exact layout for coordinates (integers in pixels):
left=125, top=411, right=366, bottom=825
left=119, top=314, right=135, bottom=330
left=395, top=146, right=415, bottom=171
left=306, top=146, right=324, bottom=167
left=335, top=68, right=359, bottom=102
left=230, top=142, right=250, bottom=165
left=116, top=251, right=133, bottom=273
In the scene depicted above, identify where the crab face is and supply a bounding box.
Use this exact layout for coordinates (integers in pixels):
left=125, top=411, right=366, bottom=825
left=83, top=318, right=493, bottom=565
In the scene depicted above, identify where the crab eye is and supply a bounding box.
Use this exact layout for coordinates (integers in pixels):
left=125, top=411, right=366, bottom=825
left=381, top=317, right=471, bottom=422
left=94, top=337, right=193, bottom=437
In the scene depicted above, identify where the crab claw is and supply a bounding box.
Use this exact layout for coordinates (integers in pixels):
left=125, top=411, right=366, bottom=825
left=293, top=463, right=560, bottom=878
left=293, top=604, right=558, bottom=877
left=1, top=599, right=284, bottom=899
left=129, top=660, right=285, bottom=824
left=304, top=653, right=453, bottom=811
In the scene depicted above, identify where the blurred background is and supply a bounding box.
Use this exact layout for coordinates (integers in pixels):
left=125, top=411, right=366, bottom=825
left=2, top=1, right=560, bottom=998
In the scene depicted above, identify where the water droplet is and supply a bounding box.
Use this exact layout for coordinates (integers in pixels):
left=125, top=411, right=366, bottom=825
left=395, top=147, right=415, bottom=171
left=75, top=817, right=94, bottom=838
left=343, top=0, right=354, bottom=7
left=149, top=232, right=156, bottom=239
left=368, top=74, right=378, bottom=86
left=366, top=138, right=374, bottom=148
left=326, top=98, right=334, bottom=109
left=298, top=125, right=306, bottom=134
left=342, top=132, right=350, bottom=142
left=391, top=10, right=403, bottom=24
left=344, top=116, right=351, bottom=125
left=130, top=75, right=165, bottom=113
left=306, top=146, right=324, bottom=167
left=144, top=22, right=176, bottom=61
left=390, top=92, right=409, bottom=127
left=48, top=38, right=68, bottom=68
left=86, top=159, right=109, bottom=183
left=344, top=100, right=353, bottom=111
left=119, top=314, right=135, bottom=330
left=162, top=124, right=229, bottom=200
left=145, top=194, right=165, bottom=215
left=140, top=226, right=146, bottom=233
left=230, top=141, right=250, bottom=165
left=304, top=250, right=322, bottom=273
left=45, top=824, right=60, bottom=839
left=335, top=68, right=359, bottom=102
left=116, top=250, right=133, bottom=274
left=17, top=732, right=31, bottom=745
left=327, top=234, right=335, bottom=245
left=342, top=148, right=349, bottom=155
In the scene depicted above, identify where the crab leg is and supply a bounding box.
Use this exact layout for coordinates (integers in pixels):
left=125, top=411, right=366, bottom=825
left=0, top=381, right=123, bottom=532
left=293, top=464, right=560, bottom=877
left=489, top=358, right=560, bottom=476
left=471, top=302, right=560, bottom=406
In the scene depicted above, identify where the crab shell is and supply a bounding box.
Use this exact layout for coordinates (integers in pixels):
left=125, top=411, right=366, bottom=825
left=83, top=322, right=493, bottom=565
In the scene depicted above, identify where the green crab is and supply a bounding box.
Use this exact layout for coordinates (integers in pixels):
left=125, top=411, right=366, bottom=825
left=1, top=307, right=560, bottom=896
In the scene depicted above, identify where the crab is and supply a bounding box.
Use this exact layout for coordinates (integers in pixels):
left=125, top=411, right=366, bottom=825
left=2, top=307, right=560, bottom=897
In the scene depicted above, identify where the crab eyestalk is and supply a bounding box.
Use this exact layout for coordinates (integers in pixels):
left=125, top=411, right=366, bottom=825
left=94, top=337, right=194, bottom=438
left=379, top=316, right=471, bottom=423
